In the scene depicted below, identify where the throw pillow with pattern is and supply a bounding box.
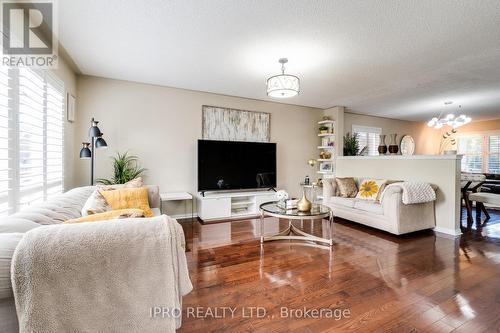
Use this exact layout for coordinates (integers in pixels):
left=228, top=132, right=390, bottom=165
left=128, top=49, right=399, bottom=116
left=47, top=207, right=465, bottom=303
left=335, top=177, right=358, bottom=198
left=355, top=179, right=387, bottom=201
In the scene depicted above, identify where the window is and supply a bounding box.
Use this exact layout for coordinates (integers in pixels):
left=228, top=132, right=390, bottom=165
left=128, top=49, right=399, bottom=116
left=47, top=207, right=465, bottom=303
left=0, top=66, right=65, bottom=216
left=352, top=125, right=381, bottom=156
left=488, top=135, right=499, bottom=174
left=458, top=133, right=500, bottom=174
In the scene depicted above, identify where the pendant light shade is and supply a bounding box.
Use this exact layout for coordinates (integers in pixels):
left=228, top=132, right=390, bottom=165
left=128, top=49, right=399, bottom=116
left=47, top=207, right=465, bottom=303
left=266, top=58, right=300, bottom=98
left=89, top=118, right=102, bottom=137
left=95, top=134, right=108, bottom=148
left=427, top=102, right=471, bottom=129
left=79, top=142, right=91, bottom=159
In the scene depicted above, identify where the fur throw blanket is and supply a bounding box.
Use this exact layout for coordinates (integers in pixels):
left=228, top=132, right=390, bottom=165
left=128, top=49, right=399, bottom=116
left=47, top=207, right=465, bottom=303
left=11, top=215, right=192, bottom=333
left=380, top=182, right=436, bottom=204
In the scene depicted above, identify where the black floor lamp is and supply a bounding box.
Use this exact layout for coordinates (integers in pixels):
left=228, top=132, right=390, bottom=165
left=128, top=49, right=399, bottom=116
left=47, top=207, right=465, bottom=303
left=80, top=118, right=108, bottom=185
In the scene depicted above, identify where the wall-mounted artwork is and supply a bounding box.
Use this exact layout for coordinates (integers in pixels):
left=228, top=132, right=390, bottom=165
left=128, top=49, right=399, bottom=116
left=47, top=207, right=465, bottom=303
left=202, top=105, right=270, bottom=142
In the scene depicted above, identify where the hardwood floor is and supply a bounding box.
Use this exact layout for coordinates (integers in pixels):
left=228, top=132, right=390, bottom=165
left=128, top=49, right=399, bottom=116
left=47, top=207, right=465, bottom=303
left=178, top=211, right=500, bottom=333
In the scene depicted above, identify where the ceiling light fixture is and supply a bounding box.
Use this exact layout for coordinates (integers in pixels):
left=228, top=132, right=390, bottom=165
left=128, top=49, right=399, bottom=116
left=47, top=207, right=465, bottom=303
left=427, top=101, right=472, bottom=129
left=266, top=58, right=300, bottom=98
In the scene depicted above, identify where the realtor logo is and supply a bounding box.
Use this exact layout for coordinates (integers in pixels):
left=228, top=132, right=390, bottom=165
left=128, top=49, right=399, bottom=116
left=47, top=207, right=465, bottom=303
left=1, top=0, right=58, bottom=68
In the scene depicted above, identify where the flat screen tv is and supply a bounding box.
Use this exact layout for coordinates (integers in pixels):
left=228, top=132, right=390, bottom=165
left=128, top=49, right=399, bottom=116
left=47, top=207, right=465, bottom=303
left=198, top=140, right=277, bottom=192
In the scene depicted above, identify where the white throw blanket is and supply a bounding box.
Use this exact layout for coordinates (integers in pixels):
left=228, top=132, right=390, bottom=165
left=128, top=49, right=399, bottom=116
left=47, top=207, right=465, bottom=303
left=381, top=182, right=436, bottom=204
left=11, top=215, right=192, bottom=333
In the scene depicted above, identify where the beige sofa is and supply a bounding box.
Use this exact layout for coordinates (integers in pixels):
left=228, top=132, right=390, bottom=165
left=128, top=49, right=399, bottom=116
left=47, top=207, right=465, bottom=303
left=322, top=178, right=436, bottom=235
left=0, top=185, right=161, bottom=333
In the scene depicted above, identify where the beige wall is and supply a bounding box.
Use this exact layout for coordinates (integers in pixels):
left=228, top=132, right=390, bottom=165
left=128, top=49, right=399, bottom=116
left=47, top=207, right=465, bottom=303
left=419, top=118, right=500, bottom=154
left=452, top=118, right=500, bottom=134
left=343, top=112, right=431, bottom=153
left=336, top=155, right=462, bottom=236
left=73, top=76, right=322, bottom=215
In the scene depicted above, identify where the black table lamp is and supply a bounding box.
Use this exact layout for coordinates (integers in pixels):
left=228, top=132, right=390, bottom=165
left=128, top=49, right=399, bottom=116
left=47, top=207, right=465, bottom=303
left=80, top=118, right=107, bottom=185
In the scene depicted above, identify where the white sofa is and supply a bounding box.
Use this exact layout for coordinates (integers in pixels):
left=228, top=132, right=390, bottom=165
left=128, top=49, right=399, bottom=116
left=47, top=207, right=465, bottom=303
left=0, top=185, right=161, bottom=333
left=322, top=178, right=436, bottom=235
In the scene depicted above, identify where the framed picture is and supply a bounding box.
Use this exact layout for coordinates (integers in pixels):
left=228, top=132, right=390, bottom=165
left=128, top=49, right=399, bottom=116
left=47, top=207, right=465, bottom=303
left=320, top=161, right=334, bottom=172
left=202, top=105, right=270, bottom=142
left=67, top=93, right=76, bottom=122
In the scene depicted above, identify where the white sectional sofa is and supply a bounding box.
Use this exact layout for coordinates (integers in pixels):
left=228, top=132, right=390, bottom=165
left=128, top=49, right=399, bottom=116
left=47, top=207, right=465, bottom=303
left=322, top=178, right=436, bottom=235
left=0, top=185, right=161, bottom=333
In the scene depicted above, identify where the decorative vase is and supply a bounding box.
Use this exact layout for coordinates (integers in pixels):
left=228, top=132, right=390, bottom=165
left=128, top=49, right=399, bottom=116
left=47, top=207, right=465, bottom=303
left=297, top=188, right=312, bottom=212
left=378, top=134, right=387, bottom=155
left=388, top=134, right=399, bottom=154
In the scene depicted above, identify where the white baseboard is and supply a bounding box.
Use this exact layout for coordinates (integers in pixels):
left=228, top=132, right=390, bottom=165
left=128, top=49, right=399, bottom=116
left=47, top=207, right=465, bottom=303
left=433, top=226, right=462, bottom=238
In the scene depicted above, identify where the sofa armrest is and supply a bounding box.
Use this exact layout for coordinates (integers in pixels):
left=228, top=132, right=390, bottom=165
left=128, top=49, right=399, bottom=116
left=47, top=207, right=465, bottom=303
left=322, top=178, right=337, bottom=201
left=381, top=187, right=402, bottom=217
left=146, top=185, right=160, bottom=209
left=380, top=185, right=435, bottom=234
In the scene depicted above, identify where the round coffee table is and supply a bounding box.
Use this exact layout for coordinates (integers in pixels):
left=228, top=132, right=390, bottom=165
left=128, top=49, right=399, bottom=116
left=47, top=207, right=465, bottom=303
left=259, top=201, right=333, bottom=246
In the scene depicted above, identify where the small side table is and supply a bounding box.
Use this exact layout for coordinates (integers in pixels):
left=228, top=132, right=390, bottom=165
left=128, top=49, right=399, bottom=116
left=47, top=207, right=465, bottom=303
left=160, top=192, right=194, bottom=220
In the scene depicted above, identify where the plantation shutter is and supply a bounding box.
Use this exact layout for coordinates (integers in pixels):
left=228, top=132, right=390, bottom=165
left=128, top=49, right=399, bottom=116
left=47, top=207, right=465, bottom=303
left=45, top=73, right=64, bottom=199
left=488, top=135, right=500, bottom=174
left=352, top=125, right=381, bottom=156
left=0, top=67, right=65, bottom=215
left=0, top=66, right=11, bottom=216
left=458, top=135, right=483, bottom=173
left=18, top=68, right=46, bottom=209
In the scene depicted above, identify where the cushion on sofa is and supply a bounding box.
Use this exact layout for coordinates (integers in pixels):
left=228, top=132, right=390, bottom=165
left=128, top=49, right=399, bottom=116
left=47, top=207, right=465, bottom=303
left=355, top=179, right=387, bottom=201
left=354, top=200, right=384, bottom=215
left=0, top=233, right=23, bottom=299
left=330, top=196, right=356, bottom=208
left=81, top=190, right=111, bottom=216
left=65, top=209, right=145, bottom=224
left=322, top=178, right=338, bottom=198
left=0, top=218, right=40, bottom=233
left=100, top=187, right=153, bottom=217
left=335, top=177, right=358, bottom=198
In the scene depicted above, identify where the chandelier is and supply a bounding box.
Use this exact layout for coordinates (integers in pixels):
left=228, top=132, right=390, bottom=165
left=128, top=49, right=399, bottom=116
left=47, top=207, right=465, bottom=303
left=427, top=101, right=471, bottom=129
left=266, top=58, right=300, bottom=98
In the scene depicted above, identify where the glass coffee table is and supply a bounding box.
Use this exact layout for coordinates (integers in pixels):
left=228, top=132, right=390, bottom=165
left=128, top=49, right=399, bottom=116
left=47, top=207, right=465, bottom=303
left=259, top=201, right=333, bottom=246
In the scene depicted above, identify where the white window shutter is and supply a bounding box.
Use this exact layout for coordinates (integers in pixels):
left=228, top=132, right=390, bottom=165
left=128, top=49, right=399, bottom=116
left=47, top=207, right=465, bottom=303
left=488, top=135, right=499, bottom=174
left=458, top=135, right=483, bottom=173
left=45, top=73, right=65, bottom=199
left=0, top=66, right=11, bottom=216
left=0, top=66, right=65, bottom=215
left=352, top=125, right=382, bottom=156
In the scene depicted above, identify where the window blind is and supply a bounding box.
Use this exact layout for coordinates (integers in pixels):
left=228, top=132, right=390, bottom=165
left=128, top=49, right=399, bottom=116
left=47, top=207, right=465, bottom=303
left=458, top=134, right=499, bottom=174
left=488, top=135, right=499, bottom=174
left=0, top=67, right=10, bottom=216
left=0, top=66, right=65, bottom=216
left=352, top=125, right=381, bottom=156
left=45, top=73, right=64, bottom=199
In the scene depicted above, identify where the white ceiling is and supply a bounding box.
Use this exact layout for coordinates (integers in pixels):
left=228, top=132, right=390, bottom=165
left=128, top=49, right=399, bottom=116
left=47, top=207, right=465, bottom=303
left=59, top=0, right=500, bottom=121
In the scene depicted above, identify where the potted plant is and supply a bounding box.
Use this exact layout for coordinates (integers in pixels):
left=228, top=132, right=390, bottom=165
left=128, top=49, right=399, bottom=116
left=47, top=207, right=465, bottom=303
left=97, top=151, right=146, bottom=185
left=343, top=132, right=359, bottom=156
left=319, top=125, right=329, bottom=134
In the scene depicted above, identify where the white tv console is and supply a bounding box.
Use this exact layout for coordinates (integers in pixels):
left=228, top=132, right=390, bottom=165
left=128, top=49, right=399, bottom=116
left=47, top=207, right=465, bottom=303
left=197, top=190, right=277, bottom=221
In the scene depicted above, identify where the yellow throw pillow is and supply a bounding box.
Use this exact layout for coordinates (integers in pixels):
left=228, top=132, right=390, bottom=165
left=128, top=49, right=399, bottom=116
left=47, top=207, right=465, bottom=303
left=99, top=187, right=153, bottom=217
left=355, top=179, right=387, bottom=201
left=64, top=209, right=145, bottom=224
